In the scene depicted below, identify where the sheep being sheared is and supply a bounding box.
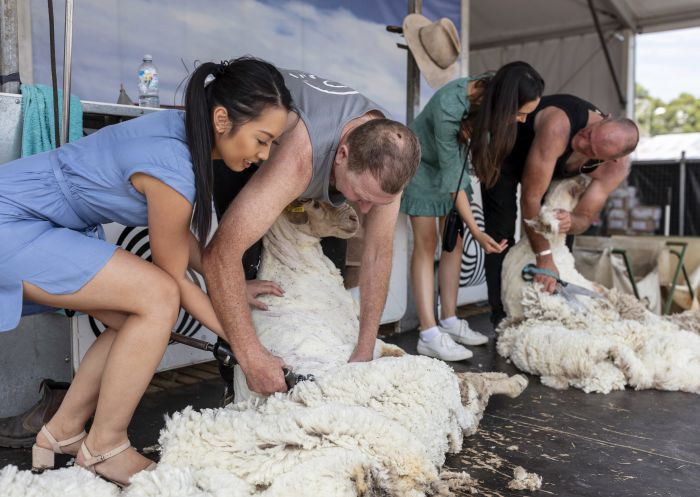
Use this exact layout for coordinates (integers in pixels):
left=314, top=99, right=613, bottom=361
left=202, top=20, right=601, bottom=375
left=497, top=177, right=700, bottom=394
left=501, top=175, right=596, bottom=320
left=233, top=199, right=404, bottom=401
left=0, top=201, right=529, bottom=497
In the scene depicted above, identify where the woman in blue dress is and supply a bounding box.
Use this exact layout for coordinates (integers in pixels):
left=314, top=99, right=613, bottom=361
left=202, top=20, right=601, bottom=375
left=0, top=57, right=292, bottom=485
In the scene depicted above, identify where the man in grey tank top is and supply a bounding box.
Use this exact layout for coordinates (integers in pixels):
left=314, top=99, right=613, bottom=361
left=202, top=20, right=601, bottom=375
left=203, top=68, right=421, bottom=396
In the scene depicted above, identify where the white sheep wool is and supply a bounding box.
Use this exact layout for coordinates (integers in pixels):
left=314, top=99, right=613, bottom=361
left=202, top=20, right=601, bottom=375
left=0, top=357, right=527, bottom=497
left=233, top=202, right=407, bottom=402
left=498, top=178, right=700, bottom=394
left=1, top=203, right=528, bottom=496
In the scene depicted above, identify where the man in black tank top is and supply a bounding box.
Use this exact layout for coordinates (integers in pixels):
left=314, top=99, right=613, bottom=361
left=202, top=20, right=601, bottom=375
left=481, top=94, right=639, bottom=326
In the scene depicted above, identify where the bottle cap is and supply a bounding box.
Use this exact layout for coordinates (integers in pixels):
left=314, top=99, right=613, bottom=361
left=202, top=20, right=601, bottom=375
left=143, top=54, right=153, bottom=61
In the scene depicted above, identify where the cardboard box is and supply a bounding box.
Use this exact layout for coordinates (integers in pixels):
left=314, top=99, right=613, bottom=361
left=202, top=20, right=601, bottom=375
left=607, top=218, right=628, bottom=231
left=631, top=205, right=662, bottom=221
left=624, top=197, right=639, bottom=210
left=630, top=218, right=656, bottom=232
left=609, top=197, right=624, bottom=209
left=631, top=205, right=663, bottom=229
left=607, top=208, right=628, bottom=220
left=610, top=185, right=636, bottom=198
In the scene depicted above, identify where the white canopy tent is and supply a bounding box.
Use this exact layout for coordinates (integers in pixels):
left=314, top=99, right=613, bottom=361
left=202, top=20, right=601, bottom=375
left=461, top=0, right=700, bottom=119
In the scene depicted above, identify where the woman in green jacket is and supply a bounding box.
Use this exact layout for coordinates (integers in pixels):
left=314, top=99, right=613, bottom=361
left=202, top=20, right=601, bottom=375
left=401, top=61, right=544, bottom=362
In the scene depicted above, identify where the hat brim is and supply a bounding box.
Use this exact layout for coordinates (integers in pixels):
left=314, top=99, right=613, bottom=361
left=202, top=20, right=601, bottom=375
left=403, top=13, right=459, bottom=89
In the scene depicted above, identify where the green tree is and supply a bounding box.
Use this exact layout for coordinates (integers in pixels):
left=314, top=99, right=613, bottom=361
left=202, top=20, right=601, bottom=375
left=635, top=84, right=700, bottom=135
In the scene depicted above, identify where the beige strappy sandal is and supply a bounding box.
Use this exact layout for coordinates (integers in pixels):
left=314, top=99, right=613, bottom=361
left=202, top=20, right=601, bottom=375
left=31, top=425, right=87, bottom=471
left=79, top=440, right=156, bottom=488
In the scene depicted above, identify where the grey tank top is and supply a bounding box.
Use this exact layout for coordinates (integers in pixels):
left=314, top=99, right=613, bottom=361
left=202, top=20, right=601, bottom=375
left=280, top=68, right=389, bottom=206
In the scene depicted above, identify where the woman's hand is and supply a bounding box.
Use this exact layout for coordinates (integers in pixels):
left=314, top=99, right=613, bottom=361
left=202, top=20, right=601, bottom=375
left=246, top=280, right=285, bottom=310
left=474, top=232, right=508, bottom=254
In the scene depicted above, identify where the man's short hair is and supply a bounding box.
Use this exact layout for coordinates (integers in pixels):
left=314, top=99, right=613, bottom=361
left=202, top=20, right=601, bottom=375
left=604, top=116, right=640, bottom=157
left=345, top=119, right=421, bottom=194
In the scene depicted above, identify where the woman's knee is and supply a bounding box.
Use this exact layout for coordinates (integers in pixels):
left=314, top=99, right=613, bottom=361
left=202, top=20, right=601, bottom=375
left=136, top=272, right=181, bottom=324
left=412, top=229, right=438, bottom=256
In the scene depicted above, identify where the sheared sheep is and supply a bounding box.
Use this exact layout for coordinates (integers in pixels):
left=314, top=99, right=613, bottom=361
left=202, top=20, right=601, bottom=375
left=0, top=200, right=529, bottom=496
left=497, top=177, right=700, bottom=394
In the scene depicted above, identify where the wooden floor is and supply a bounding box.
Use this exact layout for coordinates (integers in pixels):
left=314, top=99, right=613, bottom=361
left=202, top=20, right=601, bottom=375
left=389, top=313, right=700, bottom=497
left=1, top=311, right=698, bottom=496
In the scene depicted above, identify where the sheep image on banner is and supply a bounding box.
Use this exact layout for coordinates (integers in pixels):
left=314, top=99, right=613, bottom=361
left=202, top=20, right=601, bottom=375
left=498, top=177, right=700, bottom=394
left=0, top=200, right=529, bottom=496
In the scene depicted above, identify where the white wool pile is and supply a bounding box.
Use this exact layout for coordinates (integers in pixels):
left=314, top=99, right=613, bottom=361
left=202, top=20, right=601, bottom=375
left=499, top=177, right=700, bottom=394
left=149, top=356, right=469, bottom=497
left=0, top=465, right=120, bottom=497
left=1, top=356, right=528, bottom=497
left=498, top=285, right=700, bottom=393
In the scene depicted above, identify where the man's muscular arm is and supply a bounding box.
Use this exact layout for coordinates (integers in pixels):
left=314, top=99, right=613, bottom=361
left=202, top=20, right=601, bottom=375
left=202, top=116, right=311, bottom=395
left=566, top=156, right=630, bottom=234
left=521, top=109, right=571, bottom=292
left=348, top=196, right=401, bottom=362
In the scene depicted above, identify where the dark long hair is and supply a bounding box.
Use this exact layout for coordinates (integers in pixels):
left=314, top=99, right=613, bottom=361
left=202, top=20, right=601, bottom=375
left=184, top=56, right=293, bottom=246
left=462, top=61, right=544, bottom=188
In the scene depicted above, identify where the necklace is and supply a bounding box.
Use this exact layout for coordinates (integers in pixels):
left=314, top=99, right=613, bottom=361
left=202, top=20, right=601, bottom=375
left=578, top=159, right=604, bottom=175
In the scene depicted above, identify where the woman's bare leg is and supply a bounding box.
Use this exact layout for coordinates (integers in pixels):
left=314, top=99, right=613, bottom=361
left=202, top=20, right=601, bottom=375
left=438, top=215, right=464, bottom=320
left=24, top=249, right=179, bottom=483
left=410, top=216, right=439, bottom=331
left=35, top=311, right=127, bottom=456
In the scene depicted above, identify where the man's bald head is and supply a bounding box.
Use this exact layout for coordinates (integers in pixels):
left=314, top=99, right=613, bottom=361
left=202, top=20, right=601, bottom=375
left=572, top=116, right=639, bottom=161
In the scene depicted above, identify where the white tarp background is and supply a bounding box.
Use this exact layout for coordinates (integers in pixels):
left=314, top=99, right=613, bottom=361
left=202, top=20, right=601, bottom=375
left=471, top=32, right=628, bottom=118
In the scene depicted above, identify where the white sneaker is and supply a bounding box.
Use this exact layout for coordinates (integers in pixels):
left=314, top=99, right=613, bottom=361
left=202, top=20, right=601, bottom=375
left=439, top=319, right=489, bottom=346
left=417, top=332, right=473, bottom=361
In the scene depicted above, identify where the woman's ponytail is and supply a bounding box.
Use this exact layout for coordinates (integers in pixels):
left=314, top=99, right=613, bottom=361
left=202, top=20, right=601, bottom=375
left=185, top=61, right=219, bottom=247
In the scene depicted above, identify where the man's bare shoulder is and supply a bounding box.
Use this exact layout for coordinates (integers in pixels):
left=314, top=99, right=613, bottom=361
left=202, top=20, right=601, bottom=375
left=265, top=113, right=313, bottom=182
left=533, top=107, right=571, bottom=137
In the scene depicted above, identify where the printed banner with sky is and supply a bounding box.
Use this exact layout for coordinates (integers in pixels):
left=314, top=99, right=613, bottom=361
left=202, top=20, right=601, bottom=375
left=29, top=0, right=460, bottom=123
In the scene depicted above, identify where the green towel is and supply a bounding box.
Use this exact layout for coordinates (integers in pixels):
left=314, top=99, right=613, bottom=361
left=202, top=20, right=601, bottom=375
left=20, top=84, right=83, bottom=157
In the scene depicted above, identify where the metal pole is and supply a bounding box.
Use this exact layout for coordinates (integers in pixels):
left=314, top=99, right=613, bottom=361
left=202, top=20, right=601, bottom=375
left=621, top=29, right=635, bottom=118
left=587, top=0, right=626, bottom=108
left=459, top=0, right=469, bottom=77
left=679, top=150, right=687, bottom=236
left=405, top=0, right=422, bottom=125
left=0, top=0, right=20, bottom=94
left=60, top=0, right=74, bottom=145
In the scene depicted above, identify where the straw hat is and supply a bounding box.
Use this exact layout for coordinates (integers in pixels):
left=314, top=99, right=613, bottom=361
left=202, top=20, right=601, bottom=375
left=403, top=14, right=461, bottom=89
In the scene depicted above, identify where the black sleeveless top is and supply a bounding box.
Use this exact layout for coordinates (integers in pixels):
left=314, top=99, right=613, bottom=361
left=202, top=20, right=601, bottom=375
left=507, top=94, right=604, bottom=179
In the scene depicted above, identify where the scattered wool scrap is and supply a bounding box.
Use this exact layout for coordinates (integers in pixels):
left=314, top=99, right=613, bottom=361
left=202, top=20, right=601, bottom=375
left=507, top=466, right=542, bottom=491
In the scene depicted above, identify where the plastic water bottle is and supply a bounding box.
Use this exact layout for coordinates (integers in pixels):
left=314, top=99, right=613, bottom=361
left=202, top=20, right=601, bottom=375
left=137, top=55, right=160, bottom=107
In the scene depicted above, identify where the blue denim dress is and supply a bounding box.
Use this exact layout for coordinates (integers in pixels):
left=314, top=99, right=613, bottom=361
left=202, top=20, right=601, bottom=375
left=0, top=110, right=195, bottom=332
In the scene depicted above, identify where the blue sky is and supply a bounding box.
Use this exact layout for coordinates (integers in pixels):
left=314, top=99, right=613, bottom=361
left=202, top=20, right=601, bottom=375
left=636, top=26, right=700, bottom=101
